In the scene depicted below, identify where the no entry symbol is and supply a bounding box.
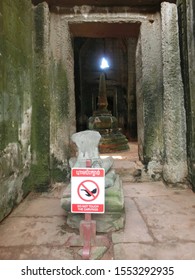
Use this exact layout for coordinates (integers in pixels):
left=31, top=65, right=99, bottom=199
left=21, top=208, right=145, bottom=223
left=71, top=168, right=105, bottom=213
left=77, top=180, right=100, bottom=202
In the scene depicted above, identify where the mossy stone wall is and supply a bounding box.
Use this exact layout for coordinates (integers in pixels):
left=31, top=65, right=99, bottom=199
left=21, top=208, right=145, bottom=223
left=177, top=0, right=195, bottom=190
left=24, top=3, right=72, bottom=192
left=23, top=3, right=51, bottom=192
left=0, top=0, right=33, bottom=221
left=0, top=1, right=72, bottom=221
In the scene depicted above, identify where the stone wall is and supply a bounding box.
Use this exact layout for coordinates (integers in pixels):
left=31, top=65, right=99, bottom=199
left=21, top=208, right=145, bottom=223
left=0, top=1, right=75, bottom=221
left=24, top=3, right=51, bottom=192
left=136, top=36, right=144, bottom=162
left=49, top=11, right=76, bottom=182
left=136, top=12, right=164, bottom=168
left=177, top=0, right=195, bottom=190
left=136, top=3, right=188, bottom=183
left=161, top=2, right=187, bottom=184
left=187, top=0, right=195, bottom=190
left=24, top=3, right=75, bottom=192
left=0, top=0, right=33, bottom=221
left=28, top=3, right=188, bottom=186
left=127, top=38, right=137, bottom=140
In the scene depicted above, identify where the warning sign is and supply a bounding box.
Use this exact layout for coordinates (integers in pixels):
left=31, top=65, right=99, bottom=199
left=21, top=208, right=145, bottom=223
left=71, top=168, right=105, bottom=213
left=77, top=180, right=99, bottom=202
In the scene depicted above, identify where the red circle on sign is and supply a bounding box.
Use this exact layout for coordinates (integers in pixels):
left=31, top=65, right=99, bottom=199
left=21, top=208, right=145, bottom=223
left=77, top=180, right=99, bottom=202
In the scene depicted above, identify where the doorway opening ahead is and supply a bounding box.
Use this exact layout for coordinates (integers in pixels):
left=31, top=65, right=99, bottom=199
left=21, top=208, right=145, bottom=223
left=71, top=22, right=140, bottom=143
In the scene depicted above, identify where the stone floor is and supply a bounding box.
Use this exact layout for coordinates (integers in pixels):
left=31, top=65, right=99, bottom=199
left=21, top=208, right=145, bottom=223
left=0, top=143, right=195, bottom=260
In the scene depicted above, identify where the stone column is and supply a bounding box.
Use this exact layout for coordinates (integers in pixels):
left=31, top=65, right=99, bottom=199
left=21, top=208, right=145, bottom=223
left=30, top=2, right=51, bottom=190
left=127, top=38, right=137, bottom=140
left=186, top=0, right=195, bottom=189
left=136, top=36, right=144, bottom=161
left=49, top=14, right=76, bottom=181
left=136, top=13, right=164, bottom=165
left=161, top=2, right=187, bottom=183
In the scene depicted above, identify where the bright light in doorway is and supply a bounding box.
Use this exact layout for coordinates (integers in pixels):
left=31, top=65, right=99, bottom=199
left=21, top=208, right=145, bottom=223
left=100, top=57, right=110, bottom=70
left=101, top=155, right=124, bottom=160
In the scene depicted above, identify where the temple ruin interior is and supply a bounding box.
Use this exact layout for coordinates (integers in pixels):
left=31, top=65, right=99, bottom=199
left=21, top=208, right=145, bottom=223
left=0, top=1, right=195, bottom=259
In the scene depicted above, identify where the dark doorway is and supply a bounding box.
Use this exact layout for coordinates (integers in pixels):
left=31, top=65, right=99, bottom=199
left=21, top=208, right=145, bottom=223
left=71, top=23, right=139, bottom=141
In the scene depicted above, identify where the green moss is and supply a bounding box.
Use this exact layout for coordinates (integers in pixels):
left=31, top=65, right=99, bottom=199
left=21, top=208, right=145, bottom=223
left=0, top=0, right=34, bottom=222
left=53, top=61, right=69, bottom=120
left=23, top=4, right=70, bottom=192
left=34, top=4, right=45, bottom=52
left=1, top=0, right=70, bottom=203
left=29, top=66, right=50, bottom=190
left=0, top=122, right=5, bottom=150
left=0, top=0, right=33, bottom=152
left=3, top=0, right=32, bottom=54
left=50, top=156, right=68, bottom=183
left=22, top=3, right=50, bottom=192
left=142, top=78, right=163, bottom=164
left=27, top=68, right=50, bottom=191
left=49, top=59, right=70, bottom=184
left=0, top=178, right=19, bottom=221
left=23, top=163, right=50, bottom=194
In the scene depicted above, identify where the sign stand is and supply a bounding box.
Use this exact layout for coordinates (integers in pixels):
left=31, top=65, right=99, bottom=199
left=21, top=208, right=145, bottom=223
left=81, top=160, right=95, bottom=259
left=80, top=213, right=96, bottom=259
left=67, top=159, right=110, bottom=260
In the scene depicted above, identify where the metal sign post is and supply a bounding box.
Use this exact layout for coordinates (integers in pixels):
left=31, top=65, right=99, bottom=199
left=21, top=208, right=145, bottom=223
left=80, top=160, right=97, bottom=259
left=67, top=160, right=109, bottom=259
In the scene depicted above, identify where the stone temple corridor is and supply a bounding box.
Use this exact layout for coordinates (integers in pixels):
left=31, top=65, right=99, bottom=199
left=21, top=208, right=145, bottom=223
left=0, top=0, right=195, bottom=260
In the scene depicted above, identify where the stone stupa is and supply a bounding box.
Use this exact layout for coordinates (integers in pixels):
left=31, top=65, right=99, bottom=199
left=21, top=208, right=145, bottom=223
left=88, top=72, right=129, bottom=153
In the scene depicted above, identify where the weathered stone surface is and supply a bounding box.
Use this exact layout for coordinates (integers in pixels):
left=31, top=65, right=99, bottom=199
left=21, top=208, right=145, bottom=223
left=0, top=188, right=76, bottom=260
left=178, top=0, right=195, bottom=191
left=136, top=12, right=164, bottom=164
left=112, top=197, right=153, bottom=243
left=49, top=10, right=76, bottom=182
left=114, top=242, right=195, bottom=260
left=66, top=212, right=124, bottom=233
left=0, top=245, right=74, bottom=260
left=10, top=195, right=65, bottom=217
left=1, top=173, right=195, bottom=260
left=161, top=2, right=188, bottom=184
left=71, top=130, right=101, bottom=161
left=113, top=181, right=195, bottom=260
left=0, top=216, right=74, bottom=247
left=26, top=2, right=51, bottom=191
left=0, top=0, right=33, bottom=221
left=135, top=194, right=195, bottom=242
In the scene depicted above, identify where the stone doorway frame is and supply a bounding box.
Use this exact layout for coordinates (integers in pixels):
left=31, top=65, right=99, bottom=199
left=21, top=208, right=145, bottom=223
left=49, top=2, right=187, bottom=184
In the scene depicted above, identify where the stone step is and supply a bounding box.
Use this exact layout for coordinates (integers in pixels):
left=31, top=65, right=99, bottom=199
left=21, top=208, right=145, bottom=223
left=113, top=159, right=143, bottom=182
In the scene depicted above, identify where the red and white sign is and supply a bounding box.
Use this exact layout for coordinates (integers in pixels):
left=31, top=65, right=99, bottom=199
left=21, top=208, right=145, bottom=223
left=71, top=168, right=105, bottom=213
